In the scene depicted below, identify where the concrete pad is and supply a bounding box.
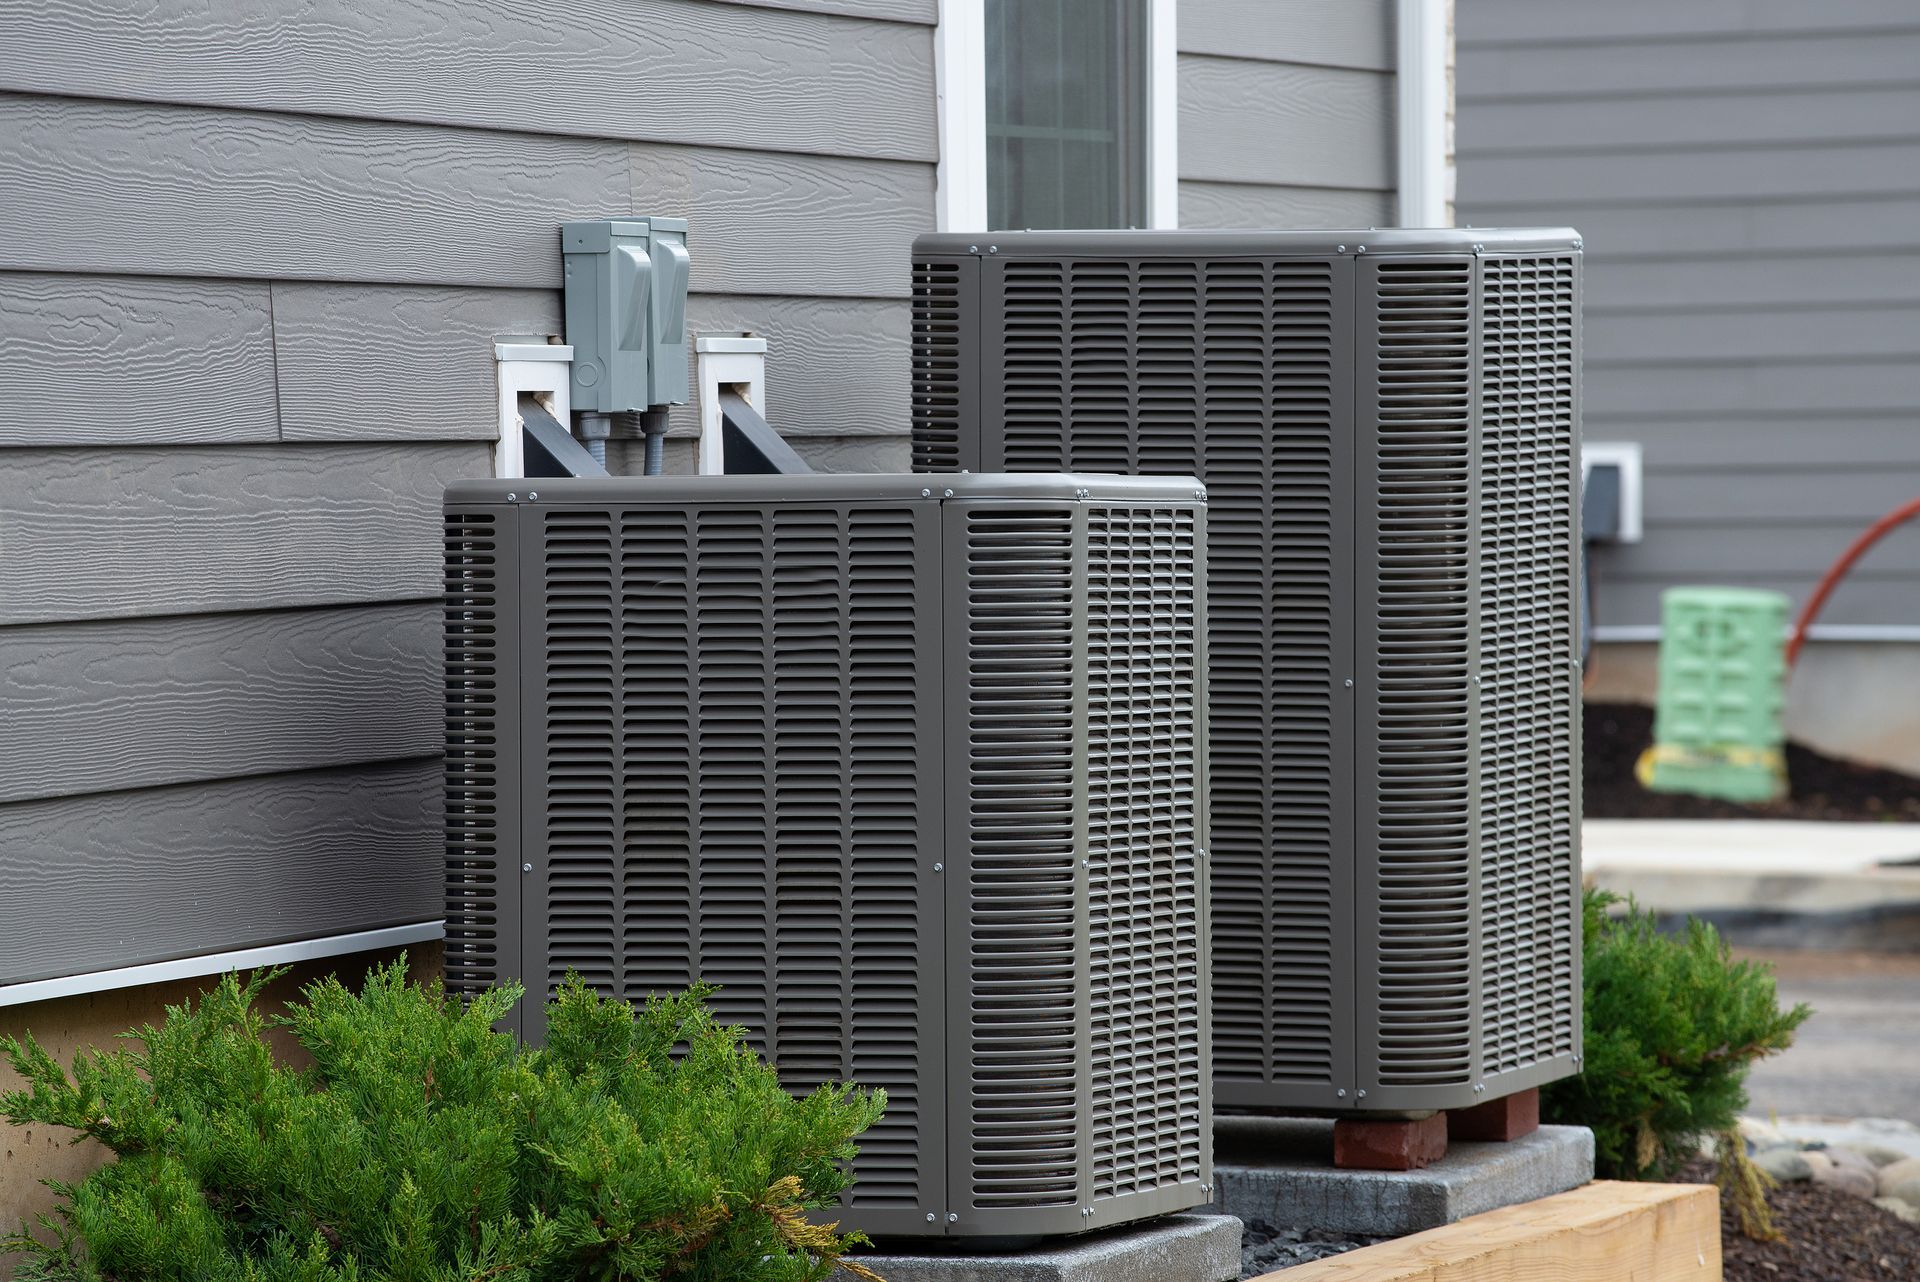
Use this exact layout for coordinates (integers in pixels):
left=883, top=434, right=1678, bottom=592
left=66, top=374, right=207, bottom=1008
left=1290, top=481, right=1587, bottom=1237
left=838, top=1214, right=1242, bottom=1282
left=1209, top=1118, right=1594, bottom=1237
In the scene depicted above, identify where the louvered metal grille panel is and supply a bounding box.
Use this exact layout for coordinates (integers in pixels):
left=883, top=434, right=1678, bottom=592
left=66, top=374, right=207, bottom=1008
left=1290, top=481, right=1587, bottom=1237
left=962, top=506, right=1081, bottom=1210
left=912, top=260, right=964, bottom=471
left=997, top=258, right=1341, bottom=1088
left=1087, top=505, right=1204, bottom=1199
left=445, top=512, right=503, bottom=997
left=1369, top=260, right=1476, bottom=1088
left=1479, top=256, right=1581, bottom=1076
left=536, top=503, right=928, bottom=1211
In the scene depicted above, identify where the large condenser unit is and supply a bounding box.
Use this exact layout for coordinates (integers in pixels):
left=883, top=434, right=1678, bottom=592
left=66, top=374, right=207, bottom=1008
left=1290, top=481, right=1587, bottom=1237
left=444, top=473, right=1211, bottom=1237
left=910, top=229, right=1583, bottom=1116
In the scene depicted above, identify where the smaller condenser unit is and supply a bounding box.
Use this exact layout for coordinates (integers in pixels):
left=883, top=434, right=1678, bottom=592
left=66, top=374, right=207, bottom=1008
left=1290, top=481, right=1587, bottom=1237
left=911, top=229, right=1583, bottom=1117
left=444, top=474, right=1211, bottom=1238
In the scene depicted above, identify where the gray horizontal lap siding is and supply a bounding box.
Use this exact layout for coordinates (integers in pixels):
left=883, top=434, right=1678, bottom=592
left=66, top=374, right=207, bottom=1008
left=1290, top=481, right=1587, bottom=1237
left=1456, top=0, right=1920, bottom=629
left=1175, top=0, right=1398, bottom=228
left=0, top=0, right=931, bottom=986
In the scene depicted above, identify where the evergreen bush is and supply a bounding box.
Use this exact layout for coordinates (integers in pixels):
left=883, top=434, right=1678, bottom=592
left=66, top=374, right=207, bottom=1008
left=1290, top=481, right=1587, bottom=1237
left=1544, top=889, right=1809, bottom=1185
left=1, top=961, right=885, bottom=1282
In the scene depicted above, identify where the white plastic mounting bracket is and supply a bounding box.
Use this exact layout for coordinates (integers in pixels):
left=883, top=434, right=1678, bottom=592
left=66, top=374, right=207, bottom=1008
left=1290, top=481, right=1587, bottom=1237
left=1582, top=440, right=1645, bottom=544
left=494, top=339, right=573, bottom=478
left=695, top=332, right=768, bottom=475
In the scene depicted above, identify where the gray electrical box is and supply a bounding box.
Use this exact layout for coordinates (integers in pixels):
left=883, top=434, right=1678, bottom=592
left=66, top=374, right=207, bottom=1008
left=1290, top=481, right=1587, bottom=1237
left=560, top=217, right=690, bottom=413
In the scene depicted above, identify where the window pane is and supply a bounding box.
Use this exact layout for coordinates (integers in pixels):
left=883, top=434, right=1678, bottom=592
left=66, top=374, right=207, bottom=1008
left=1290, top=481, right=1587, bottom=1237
left=986, top=0, right=1146, bottom=230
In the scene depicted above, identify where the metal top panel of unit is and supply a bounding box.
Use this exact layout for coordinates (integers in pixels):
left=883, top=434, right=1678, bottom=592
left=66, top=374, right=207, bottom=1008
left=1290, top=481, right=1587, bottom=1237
left=913, top=227, right=1581, bottom=257
left=445, top=472, right=1206, bottom=506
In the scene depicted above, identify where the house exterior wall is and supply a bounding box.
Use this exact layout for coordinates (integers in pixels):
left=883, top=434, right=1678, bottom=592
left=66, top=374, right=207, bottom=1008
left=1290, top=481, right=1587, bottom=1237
left=1455, top=0, right=1920, bottom=634
left=1176, top=0, right=1399, bottom=227
left=0, top=0, right=1405, bottom=987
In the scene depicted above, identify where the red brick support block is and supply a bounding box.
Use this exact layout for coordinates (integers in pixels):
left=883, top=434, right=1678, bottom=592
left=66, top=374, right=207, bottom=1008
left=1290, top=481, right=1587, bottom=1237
left=1333, top=1113, right=1448, bottom=1170
left=1448, top=1087, right=1540, bottom=1142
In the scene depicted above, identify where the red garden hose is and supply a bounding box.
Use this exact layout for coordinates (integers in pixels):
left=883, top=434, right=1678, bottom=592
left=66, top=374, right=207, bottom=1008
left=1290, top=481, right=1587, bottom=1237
left=1786, top=495, right=1920, bottom=668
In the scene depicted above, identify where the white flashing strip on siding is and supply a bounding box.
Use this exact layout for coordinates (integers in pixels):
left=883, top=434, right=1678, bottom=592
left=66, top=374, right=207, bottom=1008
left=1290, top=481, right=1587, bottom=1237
left=1146, top=0, right=1179, bottom=229
left=1396, top=0, right=1450, bottom=227
left=934, top=0, right=988, bottom=232
left=1593, top=625, right=1920, bottom=645
left=0, top=921, right=446, bottom=1010
left=933, top=0, right=1179, bottom=232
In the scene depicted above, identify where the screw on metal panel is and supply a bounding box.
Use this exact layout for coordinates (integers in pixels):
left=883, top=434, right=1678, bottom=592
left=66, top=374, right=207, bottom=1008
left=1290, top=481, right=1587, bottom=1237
left=948, top=1213, right=959, bottom=1223
left=921, top=488, right=932, bottom=497
left=1343, top=678, right=1354, bottom=688
left=528, top=491, right=538, bottom=500
left=1194, top=488, right=1206, bottom=500
left=1572, top=239, right=1583, bottom=249
left=968, top=245, right=979, bottom=253
left=933, top=862, right=944, bottom=872
left=989, top=244, right=999, bottom=253
left=1082, top=858, right=1092, bottom=868
left=507, top=492, right=517, bottom=501
left=1356, top=245, right=1367, bottom=254
left=943, top=488, right=955, bottom=498
left=522, top=863, right=533, bottom=873
left=1075, top=487, right=1090, bottom=499
left=1357, top=1090, right=1367, bottom=1099
left=1473, top=243, right=1485, bottom=253
left=1336, top=245, right=1346, bottom=253
left=1336, top=1089, right=1347, bottom=1098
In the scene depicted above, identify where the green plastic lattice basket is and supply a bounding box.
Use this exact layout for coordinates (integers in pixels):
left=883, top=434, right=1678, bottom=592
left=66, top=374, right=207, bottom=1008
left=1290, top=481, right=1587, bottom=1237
left=1638, top=586, right=1790, bottom=804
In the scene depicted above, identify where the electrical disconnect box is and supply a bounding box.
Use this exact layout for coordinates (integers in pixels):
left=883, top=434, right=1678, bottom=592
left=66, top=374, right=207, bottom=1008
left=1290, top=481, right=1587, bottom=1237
left=561, top=217, right=690, bottom=414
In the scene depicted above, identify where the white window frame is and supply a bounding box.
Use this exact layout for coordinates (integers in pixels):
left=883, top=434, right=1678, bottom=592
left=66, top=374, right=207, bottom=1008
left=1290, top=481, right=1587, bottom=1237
left=936, top=0, right=1179, bottom=232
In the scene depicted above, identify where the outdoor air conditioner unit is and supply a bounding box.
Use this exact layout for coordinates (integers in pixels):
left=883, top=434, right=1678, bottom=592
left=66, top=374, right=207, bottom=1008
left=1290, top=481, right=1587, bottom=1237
left=443, top=473, right=1211, bottom=1237
left=910, top=229, right=1583, bottom=1117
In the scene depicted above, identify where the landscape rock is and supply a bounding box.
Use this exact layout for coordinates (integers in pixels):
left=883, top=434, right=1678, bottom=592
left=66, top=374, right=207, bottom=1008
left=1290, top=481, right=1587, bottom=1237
left=1826, top=1146, right=1879, bottom=1177
left=1886, top=1177, right=1920, bottom=1210
left=1876, top=1197, right=1920, bottom=1225
left=1877, top=1157, right=1920, bottom=1197
left=1755, top=1148, right=1813, bottom=1182
left=1801, top=1150, right=1834, bottom=1175
left=1860, top=1145, right=1910, bottom=1169
left=1738, top=1116, right=1784, bottom=1148
left=1811, top=1164, right=1878, bottom=1200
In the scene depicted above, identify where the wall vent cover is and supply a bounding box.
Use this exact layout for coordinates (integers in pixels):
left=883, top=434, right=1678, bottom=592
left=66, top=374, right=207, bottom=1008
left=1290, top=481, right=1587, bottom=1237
left=909, top=229, right=1582, bottom=1113
left=444, top=473, right=1210, bottom=1237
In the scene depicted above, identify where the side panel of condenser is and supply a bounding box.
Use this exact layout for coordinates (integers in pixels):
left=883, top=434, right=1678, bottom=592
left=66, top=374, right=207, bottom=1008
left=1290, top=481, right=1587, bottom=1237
left=912, top=255, right=982, bottom=473
left=1352, top=254, right=1486, bottom=1114
left=941, top=496, right=1094, bottom=1239
left=515, top=498, right=948, bottom=1239
left=444, top=500, right=525, bottom=1037
left=1476, top=251, right=1584, bottom=1099
left=968, top=252, right=1363, bottom=1113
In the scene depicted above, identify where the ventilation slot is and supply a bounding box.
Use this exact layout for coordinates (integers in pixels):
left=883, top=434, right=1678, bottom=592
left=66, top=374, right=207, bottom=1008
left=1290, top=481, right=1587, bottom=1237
left=1371, top=260, right=1475, bottom=1088
left=535, top=505, right=929, bottom=1211
left=1479, top=255, right=1580, bottom=1076
left=964, top=507, right=1081, bottom=1209
left=912, top=260, right=964, bottom=472
left=445, top=511, right=503, bottom=998
left=1088, top=505, right=1204, bottom=1200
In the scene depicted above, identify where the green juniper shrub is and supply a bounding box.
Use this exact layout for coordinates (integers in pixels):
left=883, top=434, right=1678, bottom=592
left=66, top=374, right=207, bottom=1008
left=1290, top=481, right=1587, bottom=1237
left=1544, top=889, right=1809, bottom=1236
left=0, top=960, right=886, bottom=1282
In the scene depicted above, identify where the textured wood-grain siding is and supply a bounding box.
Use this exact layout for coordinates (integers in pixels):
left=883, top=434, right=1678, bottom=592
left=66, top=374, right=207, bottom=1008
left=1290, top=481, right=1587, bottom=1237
left=0, top=0, right=935, bottom=162
left=0, top=604, right=441, bottom=805
left=0, top=273, right=278, bottom=446
left=0, top=760, right=440, bottom=987
left=0, top=442, right=486, bottom=625
left=1172, top=1, right=1399, bottom=229
left=1456, top=0, right=1920, bottom=628
left=1179, top=0, right=1394, bottom=70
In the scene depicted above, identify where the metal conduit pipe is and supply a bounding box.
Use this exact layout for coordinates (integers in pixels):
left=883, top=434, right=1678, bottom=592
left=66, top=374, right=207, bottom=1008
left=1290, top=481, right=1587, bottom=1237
left=639, top=406, right=670, bottom=476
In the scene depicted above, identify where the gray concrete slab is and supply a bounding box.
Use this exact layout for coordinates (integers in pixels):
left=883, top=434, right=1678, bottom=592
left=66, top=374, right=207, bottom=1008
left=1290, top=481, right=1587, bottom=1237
left=836, top=1213, right=1243, bottom=1282
left=1208, top=1119, right=1594, bottom=1237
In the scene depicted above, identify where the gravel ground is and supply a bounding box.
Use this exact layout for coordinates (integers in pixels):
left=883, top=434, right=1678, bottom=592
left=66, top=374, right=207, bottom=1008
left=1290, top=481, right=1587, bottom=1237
left=1238, top=1221, right=1382, bottom=1277
left=1584, top=702, right=1920, bottom=822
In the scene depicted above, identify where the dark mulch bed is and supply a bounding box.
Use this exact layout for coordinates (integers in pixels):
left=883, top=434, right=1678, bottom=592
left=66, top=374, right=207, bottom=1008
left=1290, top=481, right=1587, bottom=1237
left=1683, top=1161, right=1920, bottom=1281
left=1238, top=1220, right=1382, bottom=1277
left=1585, top=702, right=1920, bottom=823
